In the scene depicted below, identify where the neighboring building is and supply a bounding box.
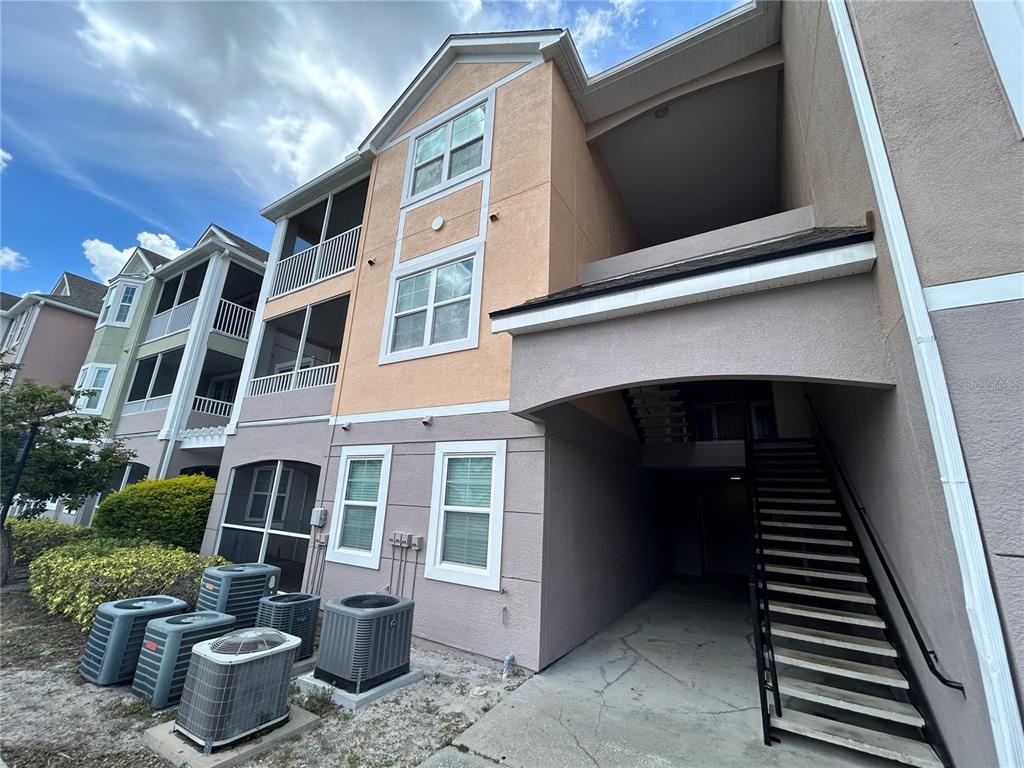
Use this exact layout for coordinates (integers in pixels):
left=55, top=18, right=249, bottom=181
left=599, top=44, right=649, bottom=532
left=0, top=291, right=20, bottom=344
left=176, top=2, right=1022, bottom=765
left=1, top=273, right=106, bottom=388
left=61, top=225, right=267, bottom=525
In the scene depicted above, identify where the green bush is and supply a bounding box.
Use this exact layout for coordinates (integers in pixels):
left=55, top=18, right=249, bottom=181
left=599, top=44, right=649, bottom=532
left=92, top=475, right=215, bottom=551
left=8, top=518, right=95, bottom=564
left=30, top=540, right=226, bottom=629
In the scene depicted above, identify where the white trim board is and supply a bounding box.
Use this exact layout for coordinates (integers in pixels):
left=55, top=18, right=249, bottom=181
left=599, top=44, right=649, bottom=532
left=236, top=414, right=332, bottom=429
left=330, top=400, right=509, bottom=426
left=491, top=241, right=876, bottom=336
left=827, top=2, right=1024, bottom=765
left=326, top=444, right=393, bottom=570
left=924, top=272, right=1024, bottom=312
left=972, top=0, right=1024, bottom=135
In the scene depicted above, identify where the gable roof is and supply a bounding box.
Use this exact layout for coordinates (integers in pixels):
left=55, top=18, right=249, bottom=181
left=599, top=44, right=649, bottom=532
left=137, top=247, right=171, bottom=269
left=35, top=272, right=106, bottom=315
left=261, top=1, right=779, bottom=222
left=192, top=224, right=269, bottom=262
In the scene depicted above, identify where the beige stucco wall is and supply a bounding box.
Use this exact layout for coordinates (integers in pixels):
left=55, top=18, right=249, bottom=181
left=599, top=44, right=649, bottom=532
left=400, top=182, right=483, bottom=261
left=402, top=61, right=526, bottom=136
left=264, top=271, right=355, bottom=321
left=549, top=70, right=639, bottom=292
left=334, top=62, right=560, bottom=416
left=848, top=0, right=1023, bottom=287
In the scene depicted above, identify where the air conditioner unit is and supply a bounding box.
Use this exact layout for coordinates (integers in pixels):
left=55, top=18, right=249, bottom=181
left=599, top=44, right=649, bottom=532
left=256, top=593, right=320, bottom=661
left=175, top=628, right=300, bottom=750
left=79, top=595, right=188, bottom=685
left=132, top=611, right=236, bottom=708
left=195, top=563, right=280, bottom=628
left=314, top=594, right=414, bottom=693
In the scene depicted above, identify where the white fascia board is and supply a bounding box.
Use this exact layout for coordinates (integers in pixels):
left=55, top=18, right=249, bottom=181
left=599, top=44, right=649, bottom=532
left=491, top=241, right=875, bottom=336
left=330, top=400, right=510, bottom=426
left=924, top=272, right=1024, bottom=312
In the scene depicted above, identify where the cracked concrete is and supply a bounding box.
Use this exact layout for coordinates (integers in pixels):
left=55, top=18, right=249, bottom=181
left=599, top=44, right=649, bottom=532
left=426, top=581, right=893, bottom=768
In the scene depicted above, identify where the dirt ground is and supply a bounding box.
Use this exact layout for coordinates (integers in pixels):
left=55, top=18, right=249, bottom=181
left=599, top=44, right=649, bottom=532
left=0, top=570, right=525, bottom=768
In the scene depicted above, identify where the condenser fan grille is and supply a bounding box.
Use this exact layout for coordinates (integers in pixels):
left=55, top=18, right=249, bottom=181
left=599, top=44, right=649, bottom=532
left=342, top=594, right=398, bottom=609
left=211, top=629, right=288, bottom=655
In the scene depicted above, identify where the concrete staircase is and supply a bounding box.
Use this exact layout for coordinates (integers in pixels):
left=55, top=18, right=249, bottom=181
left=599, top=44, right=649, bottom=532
left=753, top=439, right=944, bottom=768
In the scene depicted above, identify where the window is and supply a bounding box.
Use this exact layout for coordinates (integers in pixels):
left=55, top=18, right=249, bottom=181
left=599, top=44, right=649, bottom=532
left=115, top=285, right=137, bottom=323
left=380, top=242, right=483, bottom=364
left=245, top=466, right=293, bottom=523
left=75, top=364, right=115, bottom=414
left=328, top=445, right=392, bottom=569
left=405, top=101, right=490, bottom=202
left=4, top=309, right=30, bottom=349
left=98, top=281, right=142, bottom=328
left=425, top=440, right=506, bottom=591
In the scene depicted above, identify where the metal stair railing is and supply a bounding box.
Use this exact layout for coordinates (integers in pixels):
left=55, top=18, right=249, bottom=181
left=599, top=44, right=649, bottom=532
left=746, top=435, right=782, bottom=746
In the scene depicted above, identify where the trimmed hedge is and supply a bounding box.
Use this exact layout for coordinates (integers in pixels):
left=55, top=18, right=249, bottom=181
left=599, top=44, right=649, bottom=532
left=9, top=518, right=95, bottom=564
left=30, top=540, right=226, bottom=629
left=92, top=475, right=216, bottom=551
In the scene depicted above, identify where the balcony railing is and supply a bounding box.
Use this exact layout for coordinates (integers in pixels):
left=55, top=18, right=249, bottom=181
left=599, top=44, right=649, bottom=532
left=192, top=395, right=234, bottom=418
left=122, top=394, right=172, bottom=415
left=247, top=361, right=339, bottom=397
left=212, top=299, right=255, bottom=341
left=270, top=225, right=361, bottom=298
left=145, top=297, right=200, bottom=341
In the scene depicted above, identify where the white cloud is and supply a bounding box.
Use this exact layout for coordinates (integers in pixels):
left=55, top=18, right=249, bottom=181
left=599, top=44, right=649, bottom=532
left=82, top=232, right=184, bottom=281
left=0, top=247, right=29, bottom=272
left=0, top=149, right=11, bottom=172
left=573, top=0, right=643, bottom=57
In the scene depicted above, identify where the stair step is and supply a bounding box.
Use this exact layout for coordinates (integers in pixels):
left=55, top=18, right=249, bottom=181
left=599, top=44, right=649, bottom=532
left=765, top=564, right=867, bottom=583
left=760, top=509, right=841, bottom=518
left=758, top=497, right=837, bottom=505
left=771, top=709, right=939, bottom=767
left=758, top=477, right=830, bottom=484
left=758, top=487, right=832, bottom=494
left=760, top=548, right=860, bottom=564
left=774, top=649, right=907, bottom=688
left=757, top=469, right=825, bottom=475
left=778, top=677, right=922, bottom=725
left=769, top=601, right=884, bottom=628
left=772, top=623, right=894, bottom=656
left=761, top=521, right=847, bottom=532
left=767, top=582, right=876, bottom=604
left=761, top=534, right=852, bottom=547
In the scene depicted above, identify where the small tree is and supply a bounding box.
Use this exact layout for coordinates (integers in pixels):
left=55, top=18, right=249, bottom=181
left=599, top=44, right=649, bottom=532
left=0, top=361, right=134, bottom=583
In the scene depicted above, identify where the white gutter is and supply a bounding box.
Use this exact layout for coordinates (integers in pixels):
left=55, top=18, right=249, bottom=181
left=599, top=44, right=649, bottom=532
left=827, top=2, right=1024, bottom=764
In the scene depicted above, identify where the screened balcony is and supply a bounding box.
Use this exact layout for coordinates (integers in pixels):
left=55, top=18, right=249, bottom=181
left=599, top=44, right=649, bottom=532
left=145, top=262, right=208, bottom=341
left=269, top=179, right=368, bottom=298
left=188, top=350, right=243, bottom=426
left=247, top=296, right=347, bottom=397
left=122, top=347, right=183, bottom=414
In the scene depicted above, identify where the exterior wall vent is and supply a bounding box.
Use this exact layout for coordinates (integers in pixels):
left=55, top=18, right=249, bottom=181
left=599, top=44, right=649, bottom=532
left=132, top=611, right=236, bottom=708
left=195, top=563, right=280, bottom=628
left=314, top=594, right=414, bottom=693
left=79, top=596, right=188, bottom=685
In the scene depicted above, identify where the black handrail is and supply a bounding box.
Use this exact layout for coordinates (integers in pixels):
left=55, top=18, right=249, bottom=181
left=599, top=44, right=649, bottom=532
left=746, top=436, right=782, bottom=745
left=803, top=394, right=966, bottom=696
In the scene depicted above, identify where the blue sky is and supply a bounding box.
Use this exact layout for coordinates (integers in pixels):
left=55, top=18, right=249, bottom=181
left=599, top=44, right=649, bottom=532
left=0, top=0, right=737, bottom=296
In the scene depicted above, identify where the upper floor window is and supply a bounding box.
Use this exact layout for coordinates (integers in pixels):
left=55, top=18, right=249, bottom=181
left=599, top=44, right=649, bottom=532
left=98, top=281, right=142, bottom=328
left=380, top=241, right=483, bottom=364
left=74, top=363, right=115, bottom=414
left=4, top=309, right=30, bottom=349
left=405, top=101, right=490, bottom=203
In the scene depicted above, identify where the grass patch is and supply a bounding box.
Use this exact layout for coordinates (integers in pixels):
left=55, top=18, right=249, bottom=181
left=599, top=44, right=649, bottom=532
left=291, top=684, right=337, bottom=717
left=101, top=696, right=153, bottom=719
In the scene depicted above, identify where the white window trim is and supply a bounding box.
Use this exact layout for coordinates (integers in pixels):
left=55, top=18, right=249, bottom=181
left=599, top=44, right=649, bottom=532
left=244, top=466, right=292, bottom=524
left=327, top=444, right=393, bottom=569
left=75, top=363, right=116, bottom=415
left=97, top=279, right=144, bottom=329
left=400, top=91, right=495, bottom=208
left=378, top=239, right=485, bottom=365
left=425, top=440, right=506, bottom=591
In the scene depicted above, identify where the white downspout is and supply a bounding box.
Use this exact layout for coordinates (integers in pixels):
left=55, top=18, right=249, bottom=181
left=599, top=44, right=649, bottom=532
left=826, top=2, right=1024, bottom=765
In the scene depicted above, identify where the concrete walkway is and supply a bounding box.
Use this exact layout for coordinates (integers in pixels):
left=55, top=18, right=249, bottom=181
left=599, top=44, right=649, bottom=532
left=423, top=580, right=894, bottom=768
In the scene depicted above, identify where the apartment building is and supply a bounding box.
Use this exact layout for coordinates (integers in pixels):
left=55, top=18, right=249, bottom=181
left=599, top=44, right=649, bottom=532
left=1, top=272, right=105, bottom=389
left=195, top=3, right=1021, bottom=765
left=62, top=226, right=266, bottom=523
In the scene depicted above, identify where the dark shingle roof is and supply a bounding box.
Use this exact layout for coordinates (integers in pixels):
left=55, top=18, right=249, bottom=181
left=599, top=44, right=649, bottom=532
left=210, top=225, right=269, bottom=262
left=491, top=227, right=874, bottom=319
left=38, top=272, right=107, bottom=314
left=137, top=247, right=171, bottom=269
left=0, top=292, right=19, bottom=311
